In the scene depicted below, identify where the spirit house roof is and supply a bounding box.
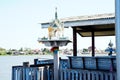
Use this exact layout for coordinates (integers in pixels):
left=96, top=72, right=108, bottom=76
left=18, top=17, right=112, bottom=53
left=49, top=8, right=63, bottom=28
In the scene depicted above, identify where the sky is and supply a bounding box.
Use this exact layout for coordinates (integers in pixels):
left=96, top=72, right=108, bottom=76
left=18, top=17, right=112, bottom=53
left=0, top=0, right=115, bottom=50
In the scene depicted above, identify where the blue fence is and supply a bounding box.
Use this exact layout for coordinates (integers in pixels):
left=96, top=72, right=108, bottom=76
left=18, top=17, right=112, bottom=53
left=12, top=57, right=117, bottom=80
left=12, top=59, right=68, bottom=80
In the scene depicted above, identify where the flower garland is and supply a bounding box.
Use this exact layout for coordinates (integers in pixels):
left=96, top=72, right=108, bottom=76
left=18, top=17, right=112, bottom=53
left=50, top=47, right=59, bottom=54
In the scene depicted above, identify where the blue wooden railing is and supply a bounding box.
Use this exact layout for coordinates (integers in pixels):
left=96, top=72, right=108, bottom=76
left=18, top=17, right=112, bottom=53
left=12, top=65, right=54, bottom=80
left=12, top=57, right=117, bottom=80
left=60, top=69, right=116, bottom=80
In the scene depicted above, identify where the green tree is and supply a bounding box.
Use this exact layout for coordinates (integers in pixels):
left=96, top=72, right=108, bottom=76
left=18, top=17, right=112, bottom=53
left=0, top=47, right=6, bottom=55
left=6, top=51, right=12, bottom=55
left=83, top=48, right=88, bottom=52
left=19, top=47, right=23, bottom=51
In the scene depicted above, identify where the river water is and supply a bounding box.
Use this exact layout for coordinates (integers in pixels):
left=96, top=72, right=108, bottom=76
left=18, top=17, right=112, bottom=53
left=0, top=55, right=54, bottom=80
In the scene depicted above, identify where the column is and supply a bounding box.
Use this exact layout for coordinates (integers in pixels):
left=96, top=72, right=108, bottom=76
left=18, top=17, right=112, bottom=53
left=91, top=31, right=95, bottom=57
left=53, top=47, right=59, bottom=80
left=115, top=0, right=120, bottom=80
left=73, top=27, right=77, bottom=56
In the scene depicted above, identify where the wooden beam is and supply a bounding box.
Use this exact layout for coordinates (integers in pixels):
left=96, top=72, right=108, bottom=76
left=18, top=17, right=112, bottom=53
left=73, top=27, right=77, bottom=56
left=76, top=28, right=115, bottom=32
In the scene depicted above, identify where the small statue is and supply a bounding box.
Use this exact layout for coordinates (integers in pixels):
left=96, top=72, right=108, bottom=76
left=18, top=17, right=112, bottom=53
left=48, top=26, right=54, bottom=39
left=108, top=40, right=114, bottom=56
left=105, top=40, right=115, bottom=56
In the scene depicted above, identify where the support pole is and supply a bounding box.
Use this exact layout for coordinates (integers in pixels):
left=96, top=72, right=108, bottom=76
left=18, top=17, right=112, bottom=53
left=115, top=0, right=120, bottom=80
left=91, top=31, right=95, bottom=57
left=73, top=27, right=77, bottom=56
left=53, top=48, right=59, bottom=80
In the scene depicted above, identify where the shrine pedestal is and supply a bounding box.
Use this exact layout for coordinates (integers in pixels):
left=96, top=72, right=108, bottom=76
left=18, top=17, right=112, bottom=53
left=38, top=39, right=71, bottom=80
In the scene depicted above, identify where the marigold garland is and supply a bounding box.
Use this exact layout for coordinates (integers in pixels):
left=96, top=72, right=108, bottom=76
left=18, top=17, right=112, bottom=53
left=50, top=47, right=59, bottom=52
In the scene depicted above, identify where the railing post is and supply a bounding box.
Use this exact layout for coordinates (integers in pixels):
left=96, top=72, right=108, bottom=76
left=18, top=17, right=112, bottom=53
left=46, top=66, right=50, bottom=80
left=36, top=67, right=40, bottom=80
left=23, top=62, right=30, bottom=80
left=12, top=67, right=15, bottom=80
left=40, top=67, right=44, bottom=80
left=43, top=66, right=48, bottom=80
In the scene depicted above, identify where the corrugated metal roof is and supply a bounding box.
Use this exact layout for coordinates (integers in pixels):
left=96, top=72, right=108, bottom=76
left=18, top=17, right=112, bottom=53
left=41, top=13, right=115, bottom=24
left=41, top=13, right=115, bottom=37
left=60, top=13, right=115, bottom=22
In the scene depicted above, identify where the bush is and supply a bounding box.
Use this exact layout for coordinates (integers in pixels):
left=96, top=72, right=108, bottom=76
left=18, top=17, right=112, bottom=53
left=6, top=51, right=12, bottom=55
left=0, top=51, right=6, bottom=55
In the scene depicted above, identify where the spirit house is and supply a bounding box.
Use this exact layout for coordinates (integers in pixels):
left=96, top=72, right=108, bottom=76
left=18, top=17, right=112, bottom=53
left=48, top=8, right=64, bottom=40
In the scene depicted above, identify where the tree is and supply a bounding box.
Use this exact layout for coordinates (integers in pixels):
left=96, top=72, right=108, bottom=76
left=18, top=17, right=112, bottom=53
left=0, top=47, right=6, bottom=55
left=83, top=48, right=88, bottom=52
left=19, top=47, right=23, bottom=52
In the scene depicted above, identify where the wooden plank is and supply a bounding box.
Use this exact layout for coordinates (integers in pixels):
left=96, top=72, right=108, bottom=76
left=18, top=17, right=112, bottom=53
left=12, top=67, right=15, bottom=80
left=64, top=70, right=67, bottom=80
left=97, top=58, right=112, bottom=70
left=72, top=72, right=74, bottom=80
left=19, top=69, right=23, bottom=80
left=113, top=58, right=116, bottom=71
left=36, top=68, right=40, bottom=80
left=84, top=57, right=96, bottom=69
left=68, top=56, right=116, bottom=70
left=40, top=67, right=44, bottom=80
left=79, top=71, right=82, bottom=80
left=109, top=73, right=113, bottom=80
left=113, top=72, right=117, bottom=80
left=104, top=73, right=108, bottom=80
left=60, top=70, right=63, bottom=80
left=83, top=71, right=87, bottom=80
left=25, top=68, right=29, bottom=80
left=95, top=72, right=99, bottom=80
left=34, top=68, right=37, bottom=80
left=75, top=71, right=78, bottom=80
left=70, top=57, right=83, bottom=69
left=99, top=72, right=104, bottom=80
left=67, top=70, right=71, bottom=80
left=87, top=71, right=91, bottom=80
left=91, top=72, right=95, bottom=80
